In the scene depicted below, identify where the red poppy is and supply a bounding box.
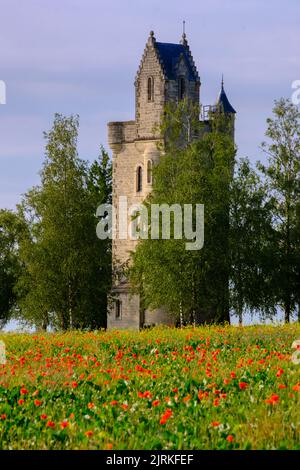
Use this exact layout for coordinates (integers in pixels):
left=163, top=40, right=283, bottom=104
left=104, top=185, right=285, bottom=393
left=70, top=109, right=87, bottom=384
left=121, top=404, right=128, bottom=410
left=292, top=383, right=300, bottom=392
left=276, top=369, right=284, bottom=378
left=18, top=398, right=25, bottom=405
left=87, top=402, right=95, bottom=409
left=20, top=388, right=28, bottom=395
left=138, top=391, right=152, bottom=399
left=198, top=390, right=209, bottom=400
left=110, top=400, right=118, bottom=406
left=265, top=393, right=279, bottom=405
left=211, top=421, right=221, bottom=427
left=0, top=414, right=6, bottom=420
left=278, top=384, right=287, bottom=390
left=230, top=372, right=236, bottom=378
left=40, top=414, right=47, bottom=420
left=46, top=421, right=55, bottom=428
left=60, top=420, right=69, bottom=429
left=71, top=381, right=78, bottom=388
left=159, top=408, right=172, bottom=425
left=238, top=382, right=248, bottom=390
left=152, top=400, right=160, bottom=407
left=85, top=430, right=93, bottom=437
left=34, top=399, right=42, bottom=407
left=227, top=435, right=234, bottom=442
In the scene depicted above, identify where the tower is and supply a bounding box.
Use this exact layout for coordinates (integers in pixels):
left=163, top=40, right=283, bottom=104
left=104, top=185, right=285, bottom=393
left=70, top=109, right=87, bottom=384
left=107, top=32, right=235, bottom=329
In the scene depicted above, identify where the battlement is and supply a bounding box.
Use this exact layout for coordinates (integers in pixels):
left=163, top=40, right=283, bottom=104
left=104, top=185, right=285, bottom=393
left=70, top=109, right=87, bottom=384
left=108, top=120, right=137, bottom=148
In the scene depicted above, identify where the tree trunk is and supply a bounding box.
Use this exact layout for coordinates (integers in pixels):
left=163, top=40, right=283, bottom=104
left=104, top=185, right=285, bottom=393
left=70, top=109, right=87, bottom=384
left=42, top=319, right=48, bottom=331
left=179, top=302, right=183, bottom=328
left=237, top=299, right=243, bottom=326
left=68, top=280, right=73, bottom=329
left=284, top=300, right=291, bottom=323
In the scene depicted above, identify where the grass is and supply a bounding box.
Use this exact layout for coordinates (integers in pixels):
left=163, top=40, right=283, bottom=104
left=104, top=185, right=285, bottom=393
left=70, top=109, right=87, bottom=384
left=0, top=324, right=300, bottom=449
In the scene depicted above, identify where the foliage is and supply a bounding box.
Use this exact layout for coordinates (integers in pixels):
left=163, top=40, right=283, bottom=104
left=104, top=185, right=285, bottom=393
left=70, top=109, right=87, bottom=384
left=0, top=325, right=300, bottom=449
left=229, top=158, right=276, bottom=323
left=15, top=114, right=111, bottom=330
left=130, top=100, right=236, bottom=324
left=0, top=210, right=27, bottom=327
left=259, top=99, right=300, bottom=322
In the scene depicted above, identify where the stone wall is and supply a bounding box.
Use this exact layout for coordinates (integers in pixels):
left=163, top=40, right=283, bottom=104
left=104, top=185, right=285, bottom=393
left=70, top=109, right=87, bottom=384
left=135, top=44, right=165, bottom=139
left=107, top=291, right=140, bottom=329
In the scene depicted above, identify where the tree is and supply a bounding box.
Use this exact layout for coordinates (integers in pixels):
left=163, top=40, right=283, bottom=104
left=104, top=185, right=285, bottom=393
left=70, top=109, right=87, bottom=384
left=0, top=210, right=26, bottom=327
left=16, top=114, right=111, bottom=330
left=229, top=158, right=275, bottom=324
left=130, top=100, right=236, bottom=324
left=259, top=99, right=300, bottom=322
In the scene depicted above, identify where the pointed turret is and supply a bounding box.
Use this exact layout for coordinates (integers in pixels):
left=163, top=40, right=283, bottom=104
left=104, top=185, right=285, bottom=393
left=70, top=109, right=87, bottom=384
left=216, top=76, right=236, bottom=114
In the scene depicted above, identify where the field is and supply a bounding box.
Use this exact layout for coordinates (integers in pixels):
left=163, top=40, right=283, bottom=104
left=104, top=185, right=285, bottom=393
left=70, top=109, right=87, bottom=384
left=1, top=325, right=300, bottom=450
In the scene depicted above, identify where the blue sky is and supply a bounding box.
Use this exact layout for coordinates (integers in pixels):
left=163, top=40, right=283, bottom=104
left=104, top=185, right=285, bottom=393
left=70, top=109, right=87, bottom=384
left=0, top=0, right=299, bottom=210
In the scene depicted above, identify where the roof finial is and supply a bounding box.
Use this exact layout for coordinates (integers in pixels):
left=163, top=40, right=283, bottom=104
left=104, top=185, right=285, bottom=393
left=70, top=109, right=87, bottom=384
left=148, top=30, right=156, bottom=46
left=221, top=74, right=224, bottom=90
left=181, top=20, right=188, bottom=46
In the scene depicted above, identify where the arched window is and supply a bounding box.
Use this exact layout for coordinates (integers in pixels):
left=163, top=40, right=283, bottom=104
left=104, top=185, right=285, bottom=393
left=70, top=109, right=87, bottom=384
left=136, top=166, right=143, bottom=192
left=115, top=299, right=122, bottom=319
left=178, top=77, right=186, bottom=100
left=147, top=160, right=152, bottom=184
left=147, top=76, right=154, bottom=102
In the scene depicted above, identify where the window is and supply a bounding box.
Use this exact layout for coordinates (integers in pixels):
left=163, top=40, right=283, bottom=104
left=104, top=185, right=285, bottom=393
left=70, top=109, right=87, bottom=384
left=147, top=160, right=152, bottom=184
left=147, top=76, right=154, bottom=102
left=115, top=299, right=122, bottom=319
left=136, top=166, right=143, bottom=192
left=178, top=77, right=186, bottom=100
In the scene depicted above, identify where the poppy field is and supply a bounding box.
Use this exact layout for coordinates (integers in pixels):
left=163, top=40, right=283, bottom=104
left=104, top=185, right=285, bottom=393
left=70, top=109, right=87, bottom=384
left=1, top=324, right=300, bottom=450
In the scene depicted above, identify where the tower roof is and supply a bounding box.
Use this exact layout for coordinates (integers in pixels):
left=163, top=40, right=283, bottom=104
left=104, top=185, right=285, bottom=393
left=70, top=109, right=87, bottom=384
left=135, top=31, right=200, bottom=84
left=216, top=78, right=236, bottom=114
left=154, top=42, right=198, bottom=81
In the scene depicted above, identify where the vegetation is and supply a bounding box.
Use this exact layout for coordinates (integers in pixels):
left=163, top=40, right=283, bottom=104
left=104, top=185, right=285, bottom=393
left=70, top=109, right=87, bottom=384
left=130, top=100, right=235, bottom=324
left=0, top=99, right=300, bottom=329
left=1, top=114, right=112, bottom=330
left=0, top=325, right=300, bottom=449
left=130, top=98, right=300, bottom=325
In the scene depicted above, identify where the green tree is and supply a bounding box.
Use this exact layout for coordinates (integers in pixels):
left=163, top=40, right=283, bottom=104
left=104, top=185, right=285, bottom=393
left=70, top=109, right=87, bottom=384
left=130, top=100, right=235, bottom=324
left=17, top=114, right=111, bottom=330
left=259, top=99, right=300, bottom=322
left=229, top=159, right=275, bottom=324
left=0, top=210, right=26, bottom=327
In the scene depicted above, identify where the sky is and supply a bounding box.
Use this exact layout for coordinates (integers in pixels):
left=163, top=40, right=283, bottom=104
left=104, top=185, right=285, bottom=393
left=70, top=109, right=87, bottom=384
left=0, top=0, right=299, bottom=210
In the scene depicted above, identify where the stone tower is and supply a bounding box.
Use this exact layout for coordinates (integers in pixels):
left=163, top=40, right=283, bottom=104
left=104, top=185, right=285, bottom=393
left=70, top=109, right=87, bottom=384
left=107, top=31, right=235, bottom=329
